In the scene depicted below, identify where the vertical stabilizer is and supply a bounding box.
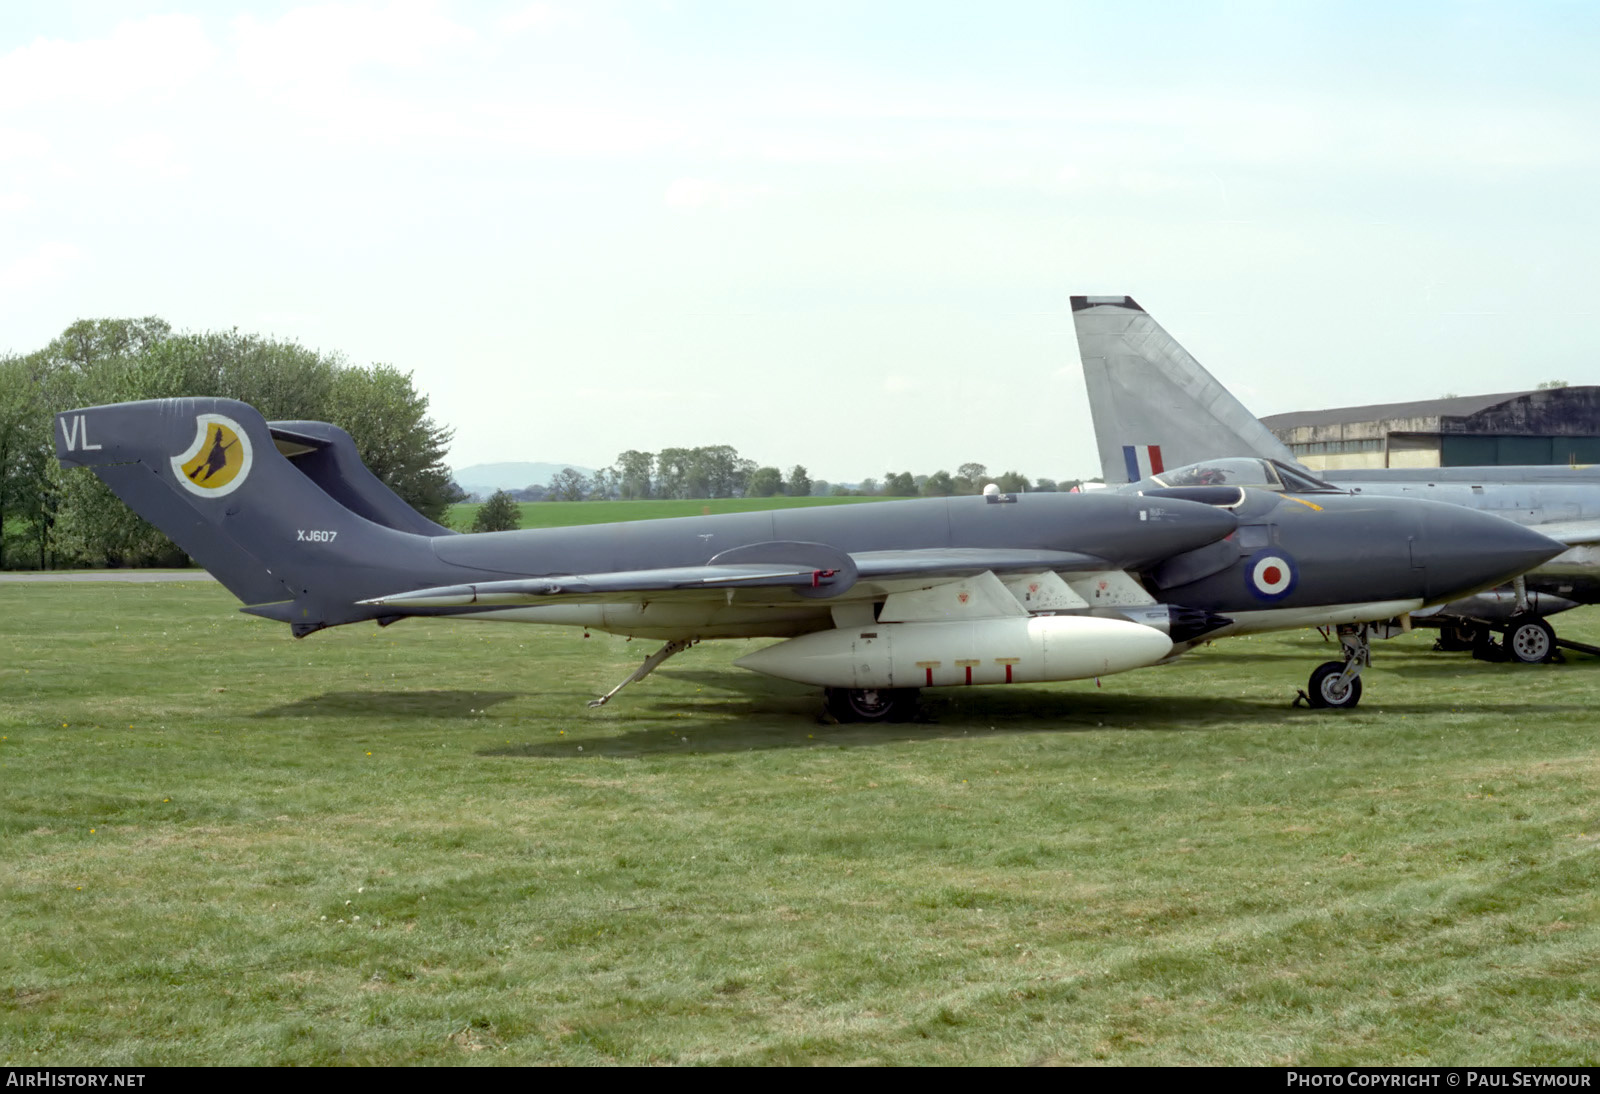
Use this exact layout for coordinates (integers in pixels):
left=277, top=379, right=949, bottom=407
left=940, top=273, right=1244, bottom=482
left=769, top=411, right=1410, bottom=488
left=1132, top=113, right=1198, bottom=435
left=54, top=398, right=447, bottom=632
left=1072, top=296, right=1302, bottom=483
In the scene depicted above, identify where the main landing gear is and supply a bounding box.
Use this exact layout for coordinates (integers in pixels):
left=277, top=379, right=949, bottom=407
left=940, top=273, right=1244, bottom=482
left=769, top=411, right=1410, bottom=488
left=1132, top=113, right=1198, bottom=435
left=824, top=687, right=920, bottom=723
left=588, top=638, right=696, bottom=708
left=1503, top=616, right=1558, bottom=664
left=1434, top=617, right=1559, bottom=664
left=1302, top=623, right=1372, bottom=710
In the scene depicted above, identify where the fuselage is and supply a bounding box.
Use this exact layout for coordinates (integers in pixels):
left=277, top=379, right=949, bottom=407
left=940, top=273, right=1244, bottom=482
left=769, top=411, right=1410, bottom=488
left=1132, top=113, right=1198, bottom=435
left=444, top=488, right=1559, bottom=642
left=1123, top=458, right=1600, bottom=612
left=1319, top=475, right=1600, bottom=603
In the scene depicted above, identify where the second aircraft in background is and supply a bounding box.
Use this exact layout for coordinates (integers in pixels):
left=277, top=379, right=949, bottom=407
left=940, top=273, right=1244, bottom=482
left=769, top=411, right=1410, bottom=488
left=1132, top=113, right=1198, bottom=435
left=1074, top=295, right=1600, bottom=665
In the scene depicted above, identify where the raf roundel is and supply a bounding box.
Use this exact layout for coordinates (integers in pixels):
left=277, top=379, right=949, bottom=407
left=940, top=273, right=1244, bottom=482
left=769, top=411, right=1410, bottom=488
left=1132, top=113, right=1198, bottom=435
left=1247, top=549, right=1297, bottom=600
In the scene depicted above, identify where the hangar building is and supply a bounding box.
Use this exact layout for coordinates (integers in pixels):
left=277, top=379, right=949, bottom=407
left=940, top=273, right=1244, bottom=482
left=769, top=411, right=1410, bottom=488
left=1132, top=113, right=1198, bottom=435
left=1262, top=386, right=1600, bottom=472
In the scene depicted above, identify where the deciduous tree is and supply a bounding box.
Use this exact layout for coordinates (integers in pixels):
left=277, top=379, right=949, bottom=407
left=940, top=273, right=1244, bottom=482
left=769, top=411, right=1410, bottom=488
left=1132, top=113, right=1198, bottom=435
left=613, top=449, right=654, bottom=499
left=548, top=467, right=588, bottom=501
left=748, top=467, right=783, bottom=497
left=787, top=465, right=812, bottom=498
left=471, top=490, right=522, bottom=532
left=7, top=317, right=461, bottom=568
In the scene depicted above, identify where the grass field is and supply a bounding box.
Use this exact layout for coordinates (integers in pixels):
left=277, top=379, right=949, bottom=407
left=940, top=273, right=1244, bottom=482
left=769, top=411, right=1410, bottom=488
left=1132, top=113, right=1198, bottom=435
left=446, top=495, right=906, bottom=531
left=3, top=582, right=1598, bottom=1065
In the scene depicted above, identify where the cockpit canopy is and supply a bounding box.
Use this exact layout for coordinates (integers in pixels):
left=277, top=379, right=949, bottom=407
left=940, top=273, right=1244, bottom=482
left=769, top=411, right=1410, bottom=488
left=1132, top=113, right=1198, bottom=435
left=1131, top=457, right=1342, bottom=494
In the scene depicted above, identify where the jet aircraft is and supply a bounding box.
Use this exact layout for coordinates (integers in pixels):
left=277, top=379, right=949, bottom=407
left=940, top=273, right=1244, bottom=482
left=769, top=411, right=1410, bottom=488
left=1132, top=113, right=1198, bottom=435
left=1074, top=295, right=1600, bottom=665
left=55, top=398, right=1560, bottom=715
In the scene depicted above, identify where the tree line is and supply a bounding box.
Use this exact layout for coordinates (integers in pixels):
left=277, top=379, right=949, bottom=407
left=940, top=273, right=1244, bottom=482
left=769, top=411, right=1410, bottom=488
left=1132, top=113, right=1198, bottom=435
left=489, top=454, right=1086, bottom=503
left=0, top=318, right=459, bottom=569
left=469, top=455, right=1094, bottom=531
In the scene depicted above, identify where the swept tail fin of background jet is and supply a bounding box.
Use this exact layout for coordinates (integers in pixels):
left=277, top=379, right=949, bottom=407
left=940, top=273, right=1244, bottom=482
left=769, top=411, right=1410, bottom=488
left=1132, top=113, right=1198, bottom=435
left=1072, top=295, right=1303, bottom=483
left=54, top=398, right=445, bottom=632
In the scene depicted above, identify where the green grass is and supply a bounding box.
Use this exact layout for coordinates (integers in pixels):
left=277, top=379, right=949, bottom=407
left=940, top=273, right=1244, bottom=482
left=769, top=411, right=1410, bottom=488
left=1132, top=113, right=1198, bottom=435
left=447, top=495, right=908, bottom=531
left=2, top=583, right=1599, bottom=1064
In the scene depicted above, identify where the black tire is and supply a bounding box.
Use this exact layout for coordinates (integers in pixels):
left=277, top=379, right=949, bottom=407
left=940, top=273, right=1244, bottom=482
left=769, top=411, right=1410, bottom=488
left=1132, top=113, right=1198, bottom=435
left=1307, top=661, right=1363, bottom=710
left=1504, top=617, right=1557, bottom=664
left=824, top=687, right=919, bottom=723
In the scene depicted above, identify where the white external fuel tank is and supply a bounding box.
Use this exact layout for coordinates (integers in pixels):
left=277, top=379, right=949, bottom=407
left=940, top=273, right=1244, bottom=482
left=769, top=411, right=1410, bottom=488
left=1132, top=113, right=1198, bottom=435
left=733, top=615, right=1174, bottom=690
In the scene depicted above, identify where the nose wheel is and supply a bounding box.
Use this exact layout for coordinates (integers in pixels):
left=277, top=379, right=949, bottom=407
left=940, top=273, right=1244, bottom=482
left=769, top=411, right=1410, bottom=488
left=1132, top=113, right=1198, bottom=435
left=1307, top=660, right=1364, bottom=709
left=1300, top=623, right=1371, bottom=710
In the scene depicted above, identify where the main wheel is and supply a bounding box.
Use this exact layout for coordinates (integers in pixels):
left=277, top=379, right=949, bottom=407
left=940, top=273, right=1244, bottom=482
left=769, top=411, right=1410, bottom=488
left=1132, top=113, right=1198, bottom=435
left=825, top=687, right=918, bottom=723
left=1504, top=617, right=1556, bottom=664
left=1307, top=661, right=1363, bottom=710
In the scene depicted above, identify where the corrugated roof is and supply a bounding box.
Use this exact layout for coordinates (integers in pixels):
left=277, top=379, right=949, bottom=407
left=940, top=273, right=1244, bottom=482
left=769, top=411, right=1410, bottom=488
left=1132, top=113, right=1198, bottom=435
left=1261, top=391, right=1534, bottom=431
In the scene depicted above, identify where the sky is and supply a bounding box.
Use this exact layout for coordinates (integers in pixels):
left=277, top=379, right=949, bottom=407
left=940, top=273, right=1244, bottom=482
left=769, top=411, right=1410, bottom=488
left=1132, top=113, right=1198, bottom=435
left=4, top=1, right=1600, bottom=483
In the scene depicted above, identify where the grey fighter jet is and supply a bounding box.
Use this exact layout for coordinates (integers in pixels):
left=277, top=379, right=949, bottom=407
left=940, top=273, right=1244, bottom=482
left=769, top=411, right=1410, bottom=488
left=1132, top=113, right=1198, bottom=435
left=55, top=398, right=1560, bottom=715
left=1075, top=295, right=1600, bottom=664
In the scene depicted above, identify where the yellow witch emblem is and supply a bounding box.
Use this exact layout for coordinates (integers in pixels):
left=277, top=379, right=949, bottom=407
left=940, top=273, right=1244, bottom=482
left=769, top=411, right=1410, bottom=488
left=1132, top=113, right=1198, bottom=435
left=172, top=414, right=253, bottom=498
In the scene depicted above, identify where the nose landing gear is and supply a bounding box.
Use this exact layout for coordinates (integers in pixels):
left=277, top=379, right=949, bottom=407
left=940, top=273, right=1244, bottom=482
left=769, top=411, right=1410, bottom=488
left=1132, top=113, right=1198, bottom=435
left=1301, top=623, right=1372, bottom=710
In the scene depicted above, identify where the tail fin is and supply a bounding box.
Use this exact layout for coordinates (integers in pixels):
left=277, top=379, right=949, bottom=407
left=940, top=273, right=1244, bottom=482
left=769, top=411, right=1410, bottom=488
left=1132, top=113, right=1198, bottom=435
left=1072, top=296, right=1302, bottom=483
left=55, top=398, right=442, bottom=633
left=265, top=419, right=454, bottom=537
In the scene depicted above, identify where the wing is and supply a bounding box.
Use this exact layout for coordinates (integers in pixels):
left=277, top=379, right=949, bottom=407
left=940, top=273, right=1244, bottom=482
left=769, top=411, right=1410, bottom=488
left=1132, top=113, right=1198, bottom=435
left=1527, top=519, right=1600, bottom=547
left=1526, top=519, right=1600, bottom=580
left=851, top=548, right=1110, bottom=580
left=361, top=563, right=850, bottom=608
left=359, top=545, right=1118, bottom=609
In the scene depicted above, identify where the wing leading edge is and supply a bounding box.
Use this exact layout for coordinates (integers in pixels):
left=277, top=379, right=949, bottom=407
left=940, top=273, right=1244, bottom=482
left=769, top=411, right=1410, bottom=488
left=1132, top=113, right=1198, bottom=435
left=361, top=546, right=1117, bottom=609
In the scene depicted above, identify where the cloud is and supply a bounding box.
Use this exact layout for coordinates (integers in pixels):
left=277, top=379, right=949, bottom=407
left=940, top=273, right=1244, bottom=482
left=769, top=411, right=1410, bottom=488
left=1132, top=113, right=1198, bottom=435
left=109, top=132, right=190, bottom=181
left=223, top=2, right=674, bottom=157
left=465, top=102, right=691, bottom=157
left=233, top=1, right=476, bottom=97
left=1041, top=94, right=1600, bottom=176
left=663, top=178, right=780, bottom=211
left=572, top=385, right=695, bottom=404
left=0, top=242, right=83, bottom=294
left=497, top=3, right=578, bottom=35
left=755, top=133, right=899, bottom=165
left=0, top=14, right=215, bottom=110
left=0, top=128, right=62, bottom=183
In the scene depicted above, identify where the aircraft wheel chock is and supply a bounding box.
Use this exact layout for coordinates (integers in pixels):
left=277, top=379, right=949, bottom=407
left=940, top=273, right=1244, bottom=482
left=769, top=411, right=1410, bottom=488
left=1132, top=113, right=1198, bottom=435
left=1504, top=617, right=1556, bottom=664
left=1437, top=621, right=1487, bottom=652
left=1307, top=661, right=1363, bottom=710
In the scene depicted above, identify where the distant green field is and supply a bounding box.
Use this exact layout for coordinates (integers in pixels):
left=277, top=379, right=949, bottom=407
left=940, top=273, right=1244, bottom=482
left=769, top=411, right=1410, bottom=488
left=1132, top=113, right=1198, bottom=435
left=3, top=581, right=1599, bottom=1064
left=447, top=495, right=907, bottom=531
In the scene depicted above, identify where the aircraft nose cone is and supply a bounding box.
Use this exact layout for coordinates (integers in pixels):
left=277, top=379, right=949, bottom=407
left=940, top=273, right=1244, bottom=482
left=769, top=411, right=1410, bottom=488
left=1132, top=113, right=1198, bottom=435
left=1416, top=503, right=1565, bottom=603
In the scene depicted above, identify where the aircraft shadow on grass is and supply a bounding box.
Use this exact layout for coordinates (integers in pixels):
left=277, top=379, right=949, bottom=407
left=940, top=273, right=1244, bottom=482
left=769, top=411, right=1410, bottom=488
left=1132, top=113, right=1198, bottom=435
left=1384, top=656, right=1600, bottom=682
left=244, top=665, right=1595, bottom=754
left=251, top=689, right=525, bottom=719
left=475, top=667, right=1592, bottom=760
left=1204, top=642, right=1600, bottom=676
